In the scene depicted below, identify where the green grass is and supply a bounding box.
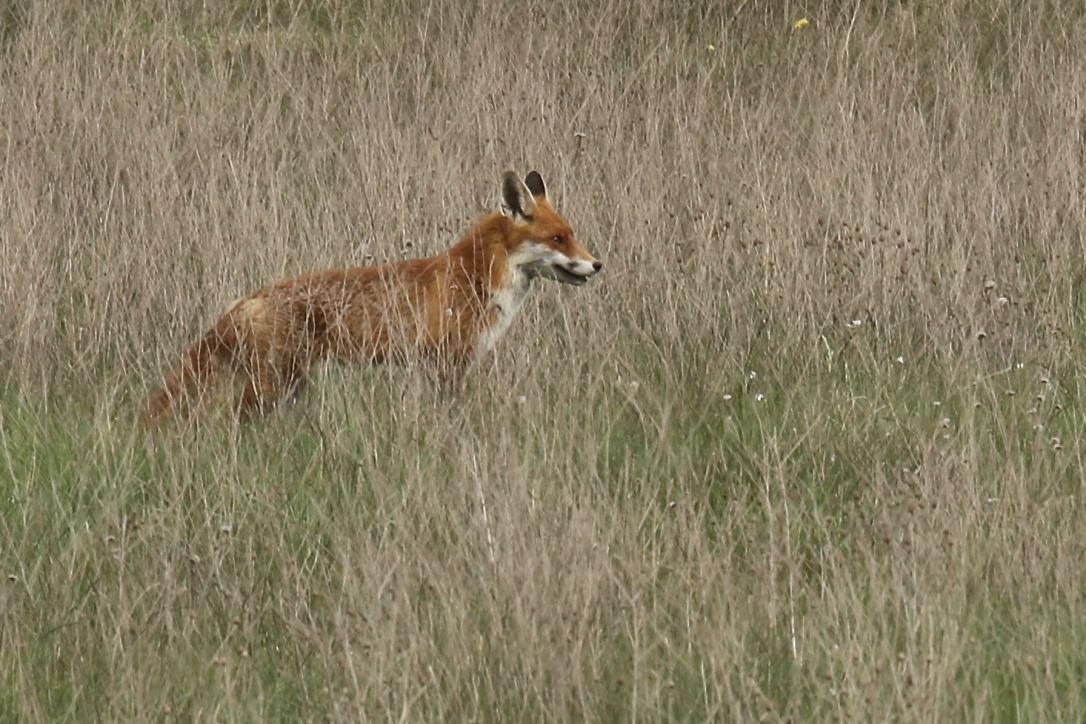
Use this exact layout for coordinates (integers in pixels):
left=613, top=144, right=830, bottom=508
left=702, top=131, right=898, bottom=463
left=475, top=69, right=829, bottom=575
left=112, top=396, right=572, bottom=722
left=6, top=313, right=1086, bottom=720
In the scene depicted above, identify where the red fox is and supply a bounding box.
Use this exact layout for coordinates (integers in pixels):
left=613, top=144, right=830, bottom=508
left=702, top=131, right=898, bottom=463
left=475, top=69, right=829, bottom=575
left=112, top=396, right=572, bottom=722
left=143, top=171, right=602, bottom=426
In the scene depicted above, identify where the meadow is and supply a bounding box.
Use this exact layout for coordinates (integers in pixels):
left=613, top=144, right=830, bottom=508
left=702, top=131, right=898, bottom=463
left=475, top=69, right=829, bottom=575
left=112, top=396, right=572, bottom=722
left=3, top=0, right=1086, bottom=720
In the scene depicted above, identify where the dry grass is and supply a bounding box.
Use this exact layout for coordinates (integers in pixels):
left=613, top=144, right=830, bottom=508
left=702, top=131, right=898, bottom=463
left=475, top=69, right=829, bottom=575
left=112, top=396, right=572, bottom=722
left=3, top=0, right=1086, bottom=720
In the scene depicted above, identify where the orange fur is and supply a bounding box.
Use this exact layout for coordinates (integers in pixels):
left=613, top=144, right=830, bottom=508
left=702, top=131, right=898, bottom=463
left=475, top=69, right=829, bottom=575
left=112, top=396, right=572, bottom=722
left=143, top=171, right=602, bottom=427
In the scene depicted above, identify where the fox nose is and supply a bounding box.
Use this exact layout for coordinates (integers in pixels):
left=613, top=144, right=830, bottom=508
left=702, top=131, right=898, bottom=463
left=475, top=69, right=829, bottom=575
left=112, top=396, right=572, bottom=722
left=592, top=260, right=603, bottom=273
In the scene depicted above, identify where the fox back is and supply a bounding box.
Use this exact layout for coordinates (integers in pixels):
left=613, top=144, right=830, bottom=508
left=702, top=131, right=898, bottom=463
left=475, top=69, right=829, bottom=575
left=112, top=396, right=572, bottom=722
left=143, top=171, right=602, bottom=427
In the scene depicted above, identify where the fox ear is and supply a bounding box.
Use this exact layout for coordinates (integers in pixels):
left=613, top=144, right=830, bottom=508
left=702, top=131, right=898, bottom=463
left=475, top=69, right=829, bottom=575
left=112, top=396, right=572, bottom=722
left=500, top=171, right=537, bottom=220
left=525, top=171, right=546, bottom=198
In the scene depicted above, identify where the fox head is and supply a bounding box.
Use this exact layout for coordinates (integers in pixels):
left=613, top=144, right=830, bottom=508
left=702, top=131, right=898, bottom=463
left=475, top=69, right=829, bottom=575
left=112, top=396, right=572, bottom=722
left=500, top=171, right=602, bottom=286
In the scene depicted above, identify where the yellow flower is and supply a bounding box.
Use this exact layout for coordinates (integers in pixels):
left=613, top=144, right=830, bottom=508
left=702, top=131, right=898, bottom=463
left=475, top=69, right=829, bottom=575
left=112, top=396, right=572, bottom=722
left=793, top=17, right=809, bottom=29
left=708, top=44, right=716, bottom=52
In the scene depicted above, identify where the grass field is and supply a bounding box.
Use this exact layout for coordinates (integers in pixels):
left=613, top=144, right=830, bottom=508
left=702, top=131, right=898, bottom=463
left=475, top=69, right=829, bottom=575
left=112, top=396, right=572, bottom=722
left=3, top=0, right=1086, bottom=720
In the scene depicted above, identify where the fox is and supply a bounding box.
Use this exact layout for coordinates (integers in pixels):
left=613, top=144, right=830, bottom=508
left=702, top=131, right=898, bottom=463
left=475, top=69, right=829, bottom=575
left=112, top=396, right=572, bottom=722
left=143, top=170, right=602, bottom=427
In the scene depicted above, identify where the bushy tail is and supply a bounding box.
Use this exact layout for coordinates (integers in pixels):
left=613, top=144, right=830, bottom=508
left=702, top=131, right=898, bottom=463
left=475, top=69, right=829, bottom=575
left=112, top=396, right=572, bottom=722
left=142, top=318, right=239, bottom=429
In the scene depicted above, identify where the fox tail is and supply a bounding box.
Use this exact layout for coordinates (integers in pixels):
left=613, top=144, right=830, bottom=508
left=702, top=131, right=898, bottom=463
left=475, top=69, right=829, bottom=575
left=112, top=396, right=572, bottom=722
left=142, top=317, right=240, bottom=429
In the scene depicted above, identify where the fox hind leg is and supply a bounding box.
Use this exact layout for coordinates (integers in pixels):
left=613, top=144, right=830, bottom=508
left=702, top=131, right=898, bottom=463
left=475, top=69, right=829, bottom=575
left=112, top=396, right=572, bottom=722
left=230, top=301, right=317, bottom=418
left=233, top=357, right=309, bottom=419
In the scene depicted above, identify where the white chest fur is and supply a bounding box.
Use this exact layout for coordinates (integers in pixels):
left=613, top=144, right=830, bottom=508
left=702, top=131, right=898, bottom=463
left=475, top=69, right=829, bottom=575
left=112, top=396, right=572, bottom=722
left=475, top=268, right=533, bottom=359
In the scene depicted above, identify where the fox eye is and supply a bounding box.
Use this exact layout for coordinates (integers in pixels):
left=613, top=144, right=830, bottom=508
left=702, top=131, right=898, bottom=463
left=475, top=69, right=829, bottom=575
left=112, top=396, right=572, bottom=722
left=552, top=235, right=566, bottom=246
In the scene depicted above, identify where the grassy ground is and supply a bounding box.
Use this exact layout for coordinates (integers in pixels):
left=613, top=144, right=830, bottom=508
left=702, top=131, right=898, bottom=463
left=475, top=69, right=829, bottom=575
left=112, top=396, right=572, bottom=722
left=3, top=0, right=1086, bottom=720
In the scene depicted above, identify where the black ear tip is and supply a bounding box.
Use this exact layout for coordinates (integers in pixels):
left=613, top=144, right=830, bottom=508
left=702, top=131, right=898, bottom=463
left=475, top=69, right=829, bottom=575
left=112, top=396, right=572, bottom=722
left=525, top=171, right=546, bottom=198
